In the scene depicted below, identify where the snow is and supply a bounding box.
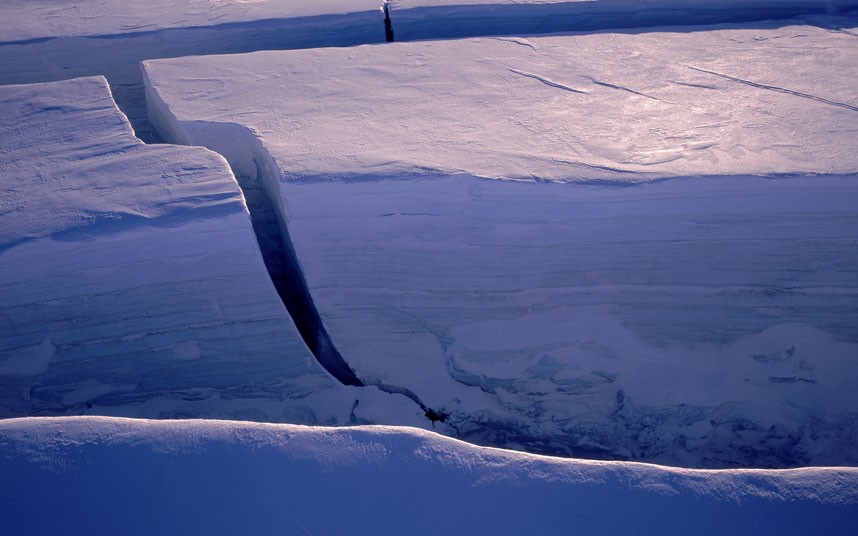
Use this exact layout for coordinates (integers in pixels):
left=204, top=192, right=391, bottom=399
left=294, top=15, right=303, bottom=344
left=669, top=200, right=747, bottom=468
left=0, top=0, right=381, bottom=43
left=143, top=19, right=858, bottom=179
left=4, top=0, right=857, bottom=142
left=1, top=416, right=856, bottom=535
left=0, top=0, right=384, bottom=141
left=143, top=17, right=858, bottom=466
left=6, top=0, right=853, bottom=44
left=0, top=76, right=424, bottom=428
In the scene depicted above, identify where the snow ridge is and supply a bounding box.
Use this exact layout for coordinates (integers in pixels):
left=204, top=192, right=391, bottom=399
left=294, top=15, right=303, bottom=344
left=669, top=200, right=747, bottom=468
left=1, top=416, right=857, bottom=535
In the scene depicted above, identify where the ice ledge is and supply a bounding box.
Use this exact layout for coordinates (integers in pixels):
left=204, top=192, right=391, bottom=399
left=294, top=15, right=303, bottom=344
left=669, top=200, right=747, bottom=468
left=0, top=78, right=425, bottom=428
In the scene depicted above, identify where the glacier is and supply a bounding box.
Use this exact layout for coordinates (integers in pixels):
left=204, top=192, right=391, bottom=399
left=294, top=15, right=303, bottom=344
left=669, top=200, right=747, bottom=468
left=143, top=17, right=858, bottom=467
left=1, top=416, right=856, bottom=535
left=0, top=76, right=424, bottom=428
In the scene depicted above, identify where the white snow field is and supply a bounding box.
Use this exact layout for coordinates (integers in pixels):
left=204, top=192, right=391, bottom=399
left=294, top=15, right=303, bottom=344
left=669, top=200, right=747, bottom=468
left=0, top=0, right=384, bottom=141
left=3, top=0, right=857, bottom=141
left=143, top=16, right=858, bottom=467
left=0, top=77, right=425, bottom=427
left=1, top=417, right=857, bottom=535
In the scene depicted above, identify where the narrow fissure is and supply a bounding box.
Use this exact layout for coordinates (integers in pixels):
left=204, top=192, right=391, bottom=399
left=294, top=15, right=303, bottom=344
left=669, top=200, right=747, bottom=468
left=245, top=166, right=450, bottom=423
left=382, top=1, right=395, bottom=43
left=235, top=162, right=363, bottom=387
left=214, top=151, right=448, bottom=431
left=235, top=158, right=450, bottom=425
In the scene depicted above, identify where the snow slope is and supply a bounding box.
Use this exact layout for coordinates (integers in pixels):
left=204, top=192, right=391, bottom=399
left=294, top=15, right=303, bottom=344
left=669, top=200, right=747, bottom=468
left=0, top=77, right=423, bottom=427
left=1, top=416, right=856, bottom=535
left=143, top=18, right=858, bottom=467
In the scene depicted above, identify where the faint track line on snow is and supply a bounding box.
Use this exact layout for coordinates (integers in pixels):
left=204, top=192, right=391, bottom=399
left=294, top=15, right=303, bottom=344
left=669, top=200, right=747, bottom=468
left=687, top=65, right=858, bottom=113
left=584, top=76, right=664, bottom=102
left=492, top=37, right=537, bottom=51
left=508, top=68, right=589, bottom=94
left=814, top=24, right=858, bottom=38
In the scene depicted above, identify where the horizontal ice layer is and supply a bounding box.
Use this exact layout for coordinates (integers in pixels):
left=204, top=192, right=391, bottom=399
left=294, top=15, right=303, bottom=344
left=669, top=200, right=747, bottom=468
left=2, top=417, right=857, bottom=535
left=0, top=77, right=423, bottom=427
left=6, top=0, right=853, bottom=44
left=390, top=0, right=858, bottom=40
left=1, top=0, right=384, bottom=43
left=144, top=19, right=858, bottom=179
left=3, top=1, right=856, bottom=142
left=0, top=0, right=383, bottom=141
left=0, top=0, right=383, bottom=83
left=143, top=20, right=858, bottom=466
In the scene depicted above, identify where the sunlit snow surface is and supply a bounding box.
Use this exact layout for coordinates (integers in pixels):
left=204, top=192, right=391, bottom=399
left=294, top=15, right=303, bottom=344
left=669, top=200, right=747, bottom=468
left=1, top=416, right=857, bottom=535
left=144, top=17, right=858, bottom=467
left=3, top=0, right=857, bottom=142
left=0, top=77, right=423, bottom=428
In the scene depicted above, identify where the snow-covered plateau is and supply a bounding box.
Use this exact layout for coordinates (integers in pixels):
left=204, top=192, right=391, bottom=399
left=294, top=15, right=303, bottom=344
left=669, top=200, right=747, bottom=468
left=4, top=0, right=858, bottom=142
left=0, top=76, right=425, bottom=428
left=1, top=416, right=857, bottom=535
left=143, top=16, right=858, bottom=467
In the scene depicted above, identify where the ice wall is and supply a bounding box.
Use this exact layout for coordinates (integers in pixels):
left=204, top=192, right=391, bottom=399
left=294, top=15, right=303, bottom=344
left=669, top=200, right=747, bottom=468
left=390, top=0, right=858, bottom=40
left=0, top=77, right=423, bottom=427
left=143, top=20, right=858, bottom=467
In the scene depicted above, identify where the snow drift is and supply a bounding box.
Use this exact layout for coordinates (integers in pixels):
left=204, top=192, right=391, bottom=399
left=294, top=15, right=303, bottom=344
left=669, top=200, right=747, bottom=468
left=143, top=17, right=858, bottom=467
left=1, top=416, right=856, bottom=535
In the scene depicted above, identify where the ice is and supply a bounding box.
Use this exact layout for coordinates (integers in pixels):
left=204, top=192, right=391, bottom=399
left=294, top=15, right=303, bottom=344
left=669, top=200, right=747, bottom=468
left=0, top=77, right=424, bottom=428
left=143, top=18, right=858, bottom=466
left=1, top=416, right=856, bottom=535
left=389, top=0, right=858, bottom=40
left=0, top=0, right=384, bottom=140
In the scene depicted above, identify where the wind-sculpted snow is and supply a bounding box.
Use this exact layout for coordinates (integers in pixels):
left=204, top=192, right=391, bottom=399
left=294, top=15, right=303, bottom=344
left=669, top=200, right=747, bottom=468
left=144, top=19, right=858, bottom=467
left=1, top=417, right=857, bottom=535
left=0, top=77, right=424, bottom=428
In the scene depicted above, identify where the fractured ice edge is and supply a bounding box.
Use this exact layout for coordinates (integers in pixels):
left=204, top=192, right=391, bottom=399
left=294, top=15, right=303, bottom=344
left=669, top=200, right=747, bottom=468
left=0, top=76, right=426, bottom=429
left=142, top=20, right=858, bottom=468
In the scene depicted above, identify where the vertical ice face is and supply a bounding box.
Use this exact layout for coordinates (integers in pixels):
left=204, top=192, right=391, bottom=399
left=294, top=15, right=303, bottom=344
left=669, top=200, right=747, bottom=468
left=0, top=76, right=426, bottom=428
left=143, top=20, right=858, bottom=466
